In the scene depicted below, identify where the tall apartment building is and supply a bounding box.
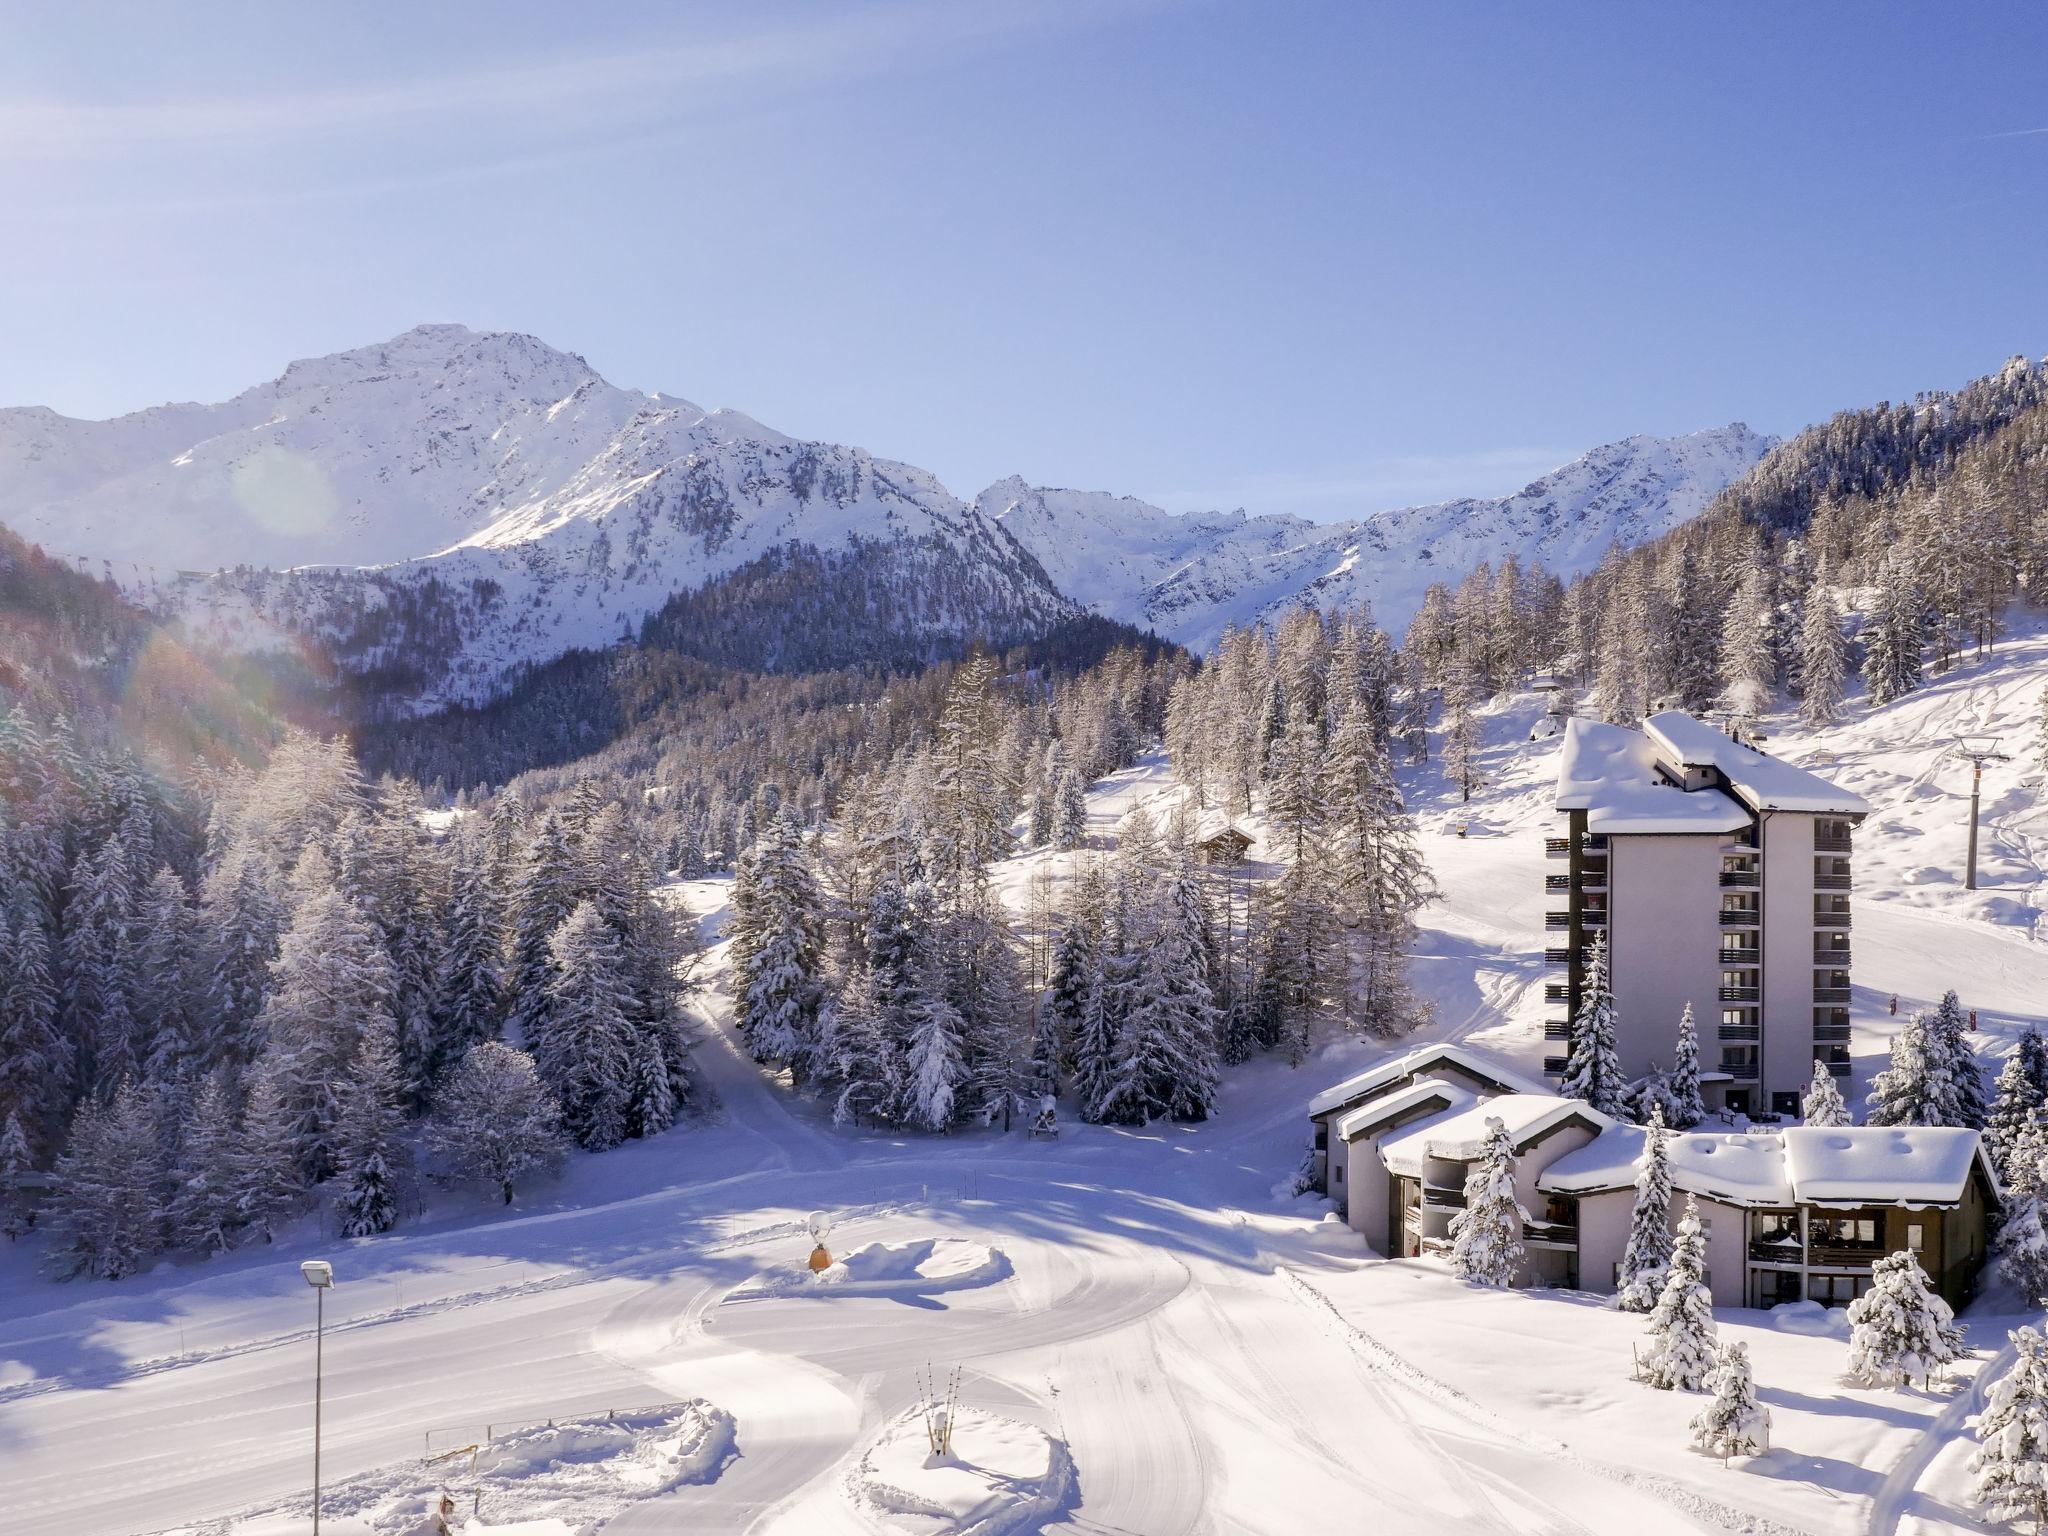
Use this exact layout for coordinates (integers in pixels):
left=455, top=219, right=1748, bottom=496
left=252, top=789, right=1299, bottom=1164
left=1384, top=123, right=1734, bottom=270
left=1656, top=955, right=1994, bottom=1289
left=1547, top=711, right=1870, bottom=1118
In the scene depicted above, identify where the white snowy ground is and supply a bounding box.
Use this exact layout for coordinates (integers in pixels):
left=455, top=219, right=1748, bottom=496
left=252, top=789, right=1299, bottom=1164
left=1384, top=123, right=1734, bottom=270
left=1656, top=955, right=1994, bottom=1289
left=8, top=635, right=2048, bottom=1534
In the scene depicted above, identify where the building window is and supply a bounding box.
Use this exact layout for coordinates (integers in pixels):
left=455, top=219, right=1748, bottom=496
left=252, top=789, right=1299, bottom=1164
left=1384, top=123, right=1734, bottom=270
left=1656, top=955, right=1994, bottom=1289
left=1722, top=1008, right=1752, bottom=1028
left=1812, top=1274, right=1869, bottom=1305
left=1813, top=1215, right=1879, bottom=1248
left=1907, top=1222, right=1923, bottom=1252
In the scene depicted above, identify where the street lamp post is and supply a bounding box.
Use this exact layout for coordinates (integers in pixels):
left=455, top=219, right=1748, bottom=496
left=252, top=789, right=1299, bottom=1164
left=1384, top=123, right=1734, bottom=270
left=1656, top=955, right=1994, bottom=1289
left=301, top=1259, right=334, bottom=1535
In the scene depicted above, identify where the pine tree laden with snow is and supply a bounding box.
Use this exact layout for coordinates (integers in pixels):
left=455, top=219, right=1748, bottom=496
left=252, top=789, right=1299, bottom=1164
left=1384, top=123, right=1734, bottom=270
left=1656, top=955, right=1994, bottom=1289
left=1999, top=1182, right=2048, bottom=1311
left=1973, top=1324, right=2048, bottom=1530
left=1640, top=1194, right=1718, bottom=1391
left=168, top=1073, right=242, bottom=1254
left=1617, top=1104, right=1675, bottom=1312
left=1562, top=931, right=1625, bottom=1117
left=1845, top=1250, right=1967, bottom=1389
left=1801, top=1058, right=1852, bottom=1127
left=537, top=903, right=638, bottom=1151
left=1447, top=1117, right=1527, bottom=1287
left=1796, top=582, right=1847, bottom=727
left=1866, top=1012, right=1961, bottom=1128
left=1668, top=1003, right=1705, bottom=1129
left=1988, top=1050, right=2044, bottom=1178
left=1690, top=1341, right=1770, bottom=1462
left=1928, top=988, right=1988, bottom=1128
left=43, top=1081, right=166, bottom=1281
left=330, top=1019, right=413, bottom=1238
left=428, top=1041, right=566, bottom=1204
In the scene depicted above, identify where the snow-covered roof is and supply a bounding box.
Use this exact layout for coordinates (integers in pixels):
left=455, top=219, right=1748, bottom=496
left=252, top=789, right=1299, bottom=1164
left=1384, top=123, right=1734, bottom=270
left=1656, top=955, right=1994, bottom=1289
left=1378, top=1093, right=1608, bottom=1177
left=1540, top=1125, right=1793, bottom=1205
left=1643, top=712, right=1870, bottom=816
left=1332, top=1080, right=1475, bottom=1144
left=1540, top=1123, right=1993, bottom=1208
left=1779, top=1126, right=1994, bottom=1206
left=1306, top=1043, right=1550, bottom=1120
left=1553, top=718, right=1750, bottom=835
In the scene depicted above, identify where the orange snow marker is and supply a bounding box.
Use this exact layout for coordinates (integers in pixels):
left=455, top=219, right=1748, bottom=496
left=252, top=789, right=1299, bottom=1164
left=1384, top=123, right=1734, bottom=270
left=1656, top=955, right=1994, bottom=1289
left=808, top=1244, right=833, bottom=1272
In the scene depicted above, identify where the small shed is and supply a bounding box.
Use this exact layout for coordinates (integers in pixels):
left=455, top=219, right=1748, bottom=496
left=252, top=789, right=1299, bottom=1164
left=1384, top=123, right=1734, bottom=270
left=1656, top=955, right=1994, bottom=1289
left=1195, top=823, right=1254, bottom=865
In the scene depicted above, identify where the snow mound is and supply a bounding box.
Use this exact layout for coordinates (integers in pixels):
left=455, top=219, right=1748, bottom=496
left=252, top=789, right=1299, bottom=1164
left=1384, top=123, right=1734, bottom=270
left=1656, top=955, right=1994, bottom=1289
left=156, top=1400, right=735, bottom=1535
left=727, top=1238, right=1010, bottom=1301
left=1769, top=1300, right=1852, bottom=1338
left=846, top=1406, right=1073, bottom=1536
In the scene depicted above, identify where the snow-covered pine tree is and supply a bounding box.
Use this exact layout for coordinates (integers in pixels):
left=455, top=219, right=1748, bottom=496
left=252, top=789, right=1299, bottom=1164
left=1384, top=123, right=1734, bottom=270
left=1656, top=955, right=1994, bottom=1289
left=1973, top=1324, right=2048, bottom=1530
left=1988, top=1051, right=2044, bottom=1178
left=0, top=1108, right=37, bottom=1240
left=2021, top=1026, right=2048, bottom=1106
left=0, top=900, right=64, bottom=1165
left=1845, top=1250, right=1967, bottom=1388
left=1320, top=710, right=1437, bottom=1039
left=132, top=868, right=201, bottom=1083
left=731, top=814, right=826, bottom=1074
left=1041, top=906, right=1097, bottom=1083
left=1689, top=1341, right=1770, bottom=1461
left=1562, top=931, right=1625, bottom=1117
left=1797, top=582, right=1847, bottom=727
left=232, top=1063, right=309, bottom=1243
left=1866, top=1012, right=1961, bottom=1128
left=427, top=1041, right=566, bottom=1204
left=1998, top=1176, right=2048, bottom=1310
left=1616, top=1104, right=1675, bottom=1312
left=1668, top=1003, right=1705, bottom=1130
left=902, top=957, right=968, bottom=1132
left=1439, top=664, right=1483, bottom=802
left=1052, top=769, right=1088, bottom=851
left=62, top=836, right=140, bottom=1095
left=1253, top=860, right=1339, bottom=1067
left=330, top=1019, right=412, bottom=1238
left=505, top=812, right=579, bottom=1047
left=1265, top=704, right=1325, bottom=866
left=1717, top=566, right=1777, bottom=723
left=1097, top=862, right=1222, bottom=1125
left=1928, top=988, right=1988, bottom=1128
left=197, top=849, right=282, bottom=1072
left=536, top=902, right=637, bottom=1151
left=43, top=1081, right=165, bottom=1280
left=1447, top=1116, right=1527, bottom=1287
left=168, top=1073, right=242, bottom=1254
left=829, top=965, right=900, bottom=1126
left=254, top=867, right=399, bottom=1180
left=1801, top=1059, right=1852, bottom=1127
left=1862, top=553, right=1925, bottom=707
left=1640, top=1194, right=1718, bottom=1391
left=434, top=848, right=504, bottom=1074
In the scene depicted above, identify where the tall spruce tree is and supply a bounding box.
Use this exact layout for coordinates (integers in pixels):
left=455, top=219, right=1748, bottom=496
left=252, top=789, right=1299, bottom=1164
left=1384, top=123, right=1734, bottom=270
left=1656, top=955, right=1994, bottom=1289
left=536, top=903, right=637, bottom=1151
left=1668, top=1003, right=1704, bottom=1129
left=1801, top=1059, right=1852, bottom=1127
left=1640, top=1195, right=1718, bottom=1391
left=1562, top=931, right=1625, bottom=1117
left=1447, top=1117, right=1526, bottom=1287
left=1616, top=1104, right=1675, bottom=1312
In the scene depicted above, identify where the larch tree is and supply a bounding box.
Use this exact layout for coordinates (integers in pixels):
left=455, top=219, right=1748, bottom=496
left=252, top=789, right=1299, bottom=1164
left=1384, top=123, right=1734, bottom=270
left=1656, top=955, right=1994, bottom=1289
left=1447, top=1117, right=1526, bottom=1288
left=427, top=1041, right=567, bottom=1205
left=1617, top=1105, right=1675, bottom=1313
left=1845, top=1250, right=1966, bottom=1389
left=1320, top=711, right=1437, bottom=1039
left=1640, top=1195, right=1718, bottom=1391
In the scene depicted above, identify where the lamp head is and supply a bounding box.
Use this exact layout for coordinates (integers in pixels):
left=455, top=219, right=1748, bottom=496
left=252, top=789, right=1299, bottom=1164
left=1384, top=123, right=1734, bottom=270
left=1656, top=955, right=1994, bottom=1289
left=301, top=1259, right=334, bottom=1289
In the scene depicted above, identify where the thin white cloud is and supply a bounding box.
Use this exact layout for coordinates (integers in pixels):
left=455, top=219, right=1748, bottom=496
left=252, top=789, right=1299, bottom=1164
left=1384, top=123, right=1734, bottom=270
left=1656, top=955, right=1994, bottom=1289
left=0, top=2, right=1122, bottom=163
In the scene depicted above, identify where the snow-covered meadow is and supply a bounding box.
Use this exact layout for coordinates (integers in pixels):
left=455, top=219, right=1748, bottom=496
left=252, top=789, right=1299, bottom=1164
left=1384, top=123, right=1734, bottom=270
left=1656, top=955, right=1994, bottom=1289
left=7, top=633, right=2048, bottom=1535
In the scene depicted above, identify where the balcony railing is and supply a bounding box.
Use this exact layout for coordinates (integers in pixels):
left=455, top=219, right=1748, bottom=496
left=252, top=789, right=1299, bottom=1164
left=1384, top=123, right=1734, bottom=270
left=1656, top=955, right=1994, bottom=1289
left=1813, top=1024, right=1852, bottom=1043
left=1721, top=947, right=1762, bottom=964
left=1543, top=1055, right=1569, bottom=1075
left=1422, top=1185, right=1467, bottom=1211
left=1544, top=947, right=1570, bottom=965
left=1718, top=1025, right=1761, bottom=1042
left=1748, top=1238, right=1805, bottom=1265
left=1523, top=1218, right=1578, bottom=1245
left=1719, top=986, right=1760, bottom=1003
left=1544, top=984, right=1568, bottom=1002
left=1719, top=1060, right=1760, bottom=1081
left=1545, top=837, right=1572, bottom=857
left=1815, top=874, right=1852, bottom=891
left=1543, top=1022, right=1571, bottom=1041
left=1809, top=1245, right=1883, bottom=1269
left=1814, top=946, right=1851, bottom=965
left=1546, top=874, right=1571, bottom=892
left=1582, top=910, right=1608, bottom=927
left=1719, top=910, right=1761, bottom=927
left=1813, top=911, right=1852, bottom=929
left=1580, top=868, right=1608, bottom=890
left=1813, top=987, right=1851, bottom=1004
left=1545, top=912, right=1569, bottom=930
left=1719, top=871, right=1760, bottom=889
left=1815, top=833, right=1853, bottom=853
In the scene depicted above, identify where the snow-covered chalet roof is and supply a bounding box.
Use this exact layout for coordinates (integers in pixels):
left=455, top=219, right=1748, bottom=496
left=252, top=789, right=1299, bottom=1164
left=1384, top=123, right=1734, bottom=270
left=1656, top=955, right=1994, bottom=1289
left=1540, top=1125, right=1792, bottom=1205
left=1552, top=717, right=1749, bottom=835
left=1642, top=711, right=1870, bottom=816
left=1378, top=1093, right=1609, bottom=1177
left=1539, top=1122, right=1993, bottom=1208
left=1307, top=1043, right=1549, bottom=1120
left=1331, top=1080, right=1475, bottom=1144
left=1779, top=1125, right=1995, bottom=1206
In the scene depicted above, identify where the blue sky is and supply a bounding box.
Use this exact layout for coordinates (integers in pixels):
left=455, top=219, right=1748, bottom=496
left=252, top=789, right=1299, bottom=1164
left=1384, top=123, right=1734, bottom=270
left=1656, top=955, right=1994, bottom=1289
left=3, top=1, right=2045, bottom=518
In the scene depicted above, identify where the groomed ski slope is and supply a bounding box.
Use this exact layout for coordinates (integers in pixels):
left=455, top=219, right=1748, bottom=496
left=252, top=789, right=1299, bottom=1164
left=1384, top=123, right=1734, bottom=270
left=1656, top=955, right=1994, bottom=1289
left=7, top=631, right=2048, bottom=1534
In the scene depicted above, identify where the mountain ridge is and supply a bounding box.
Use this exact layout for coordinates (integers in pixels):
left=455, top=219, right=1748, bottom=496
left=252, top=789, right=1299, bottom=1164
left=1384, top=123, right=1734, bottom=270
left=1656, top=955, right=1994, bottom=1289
left=0, top=324, right=1770, bottom=709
